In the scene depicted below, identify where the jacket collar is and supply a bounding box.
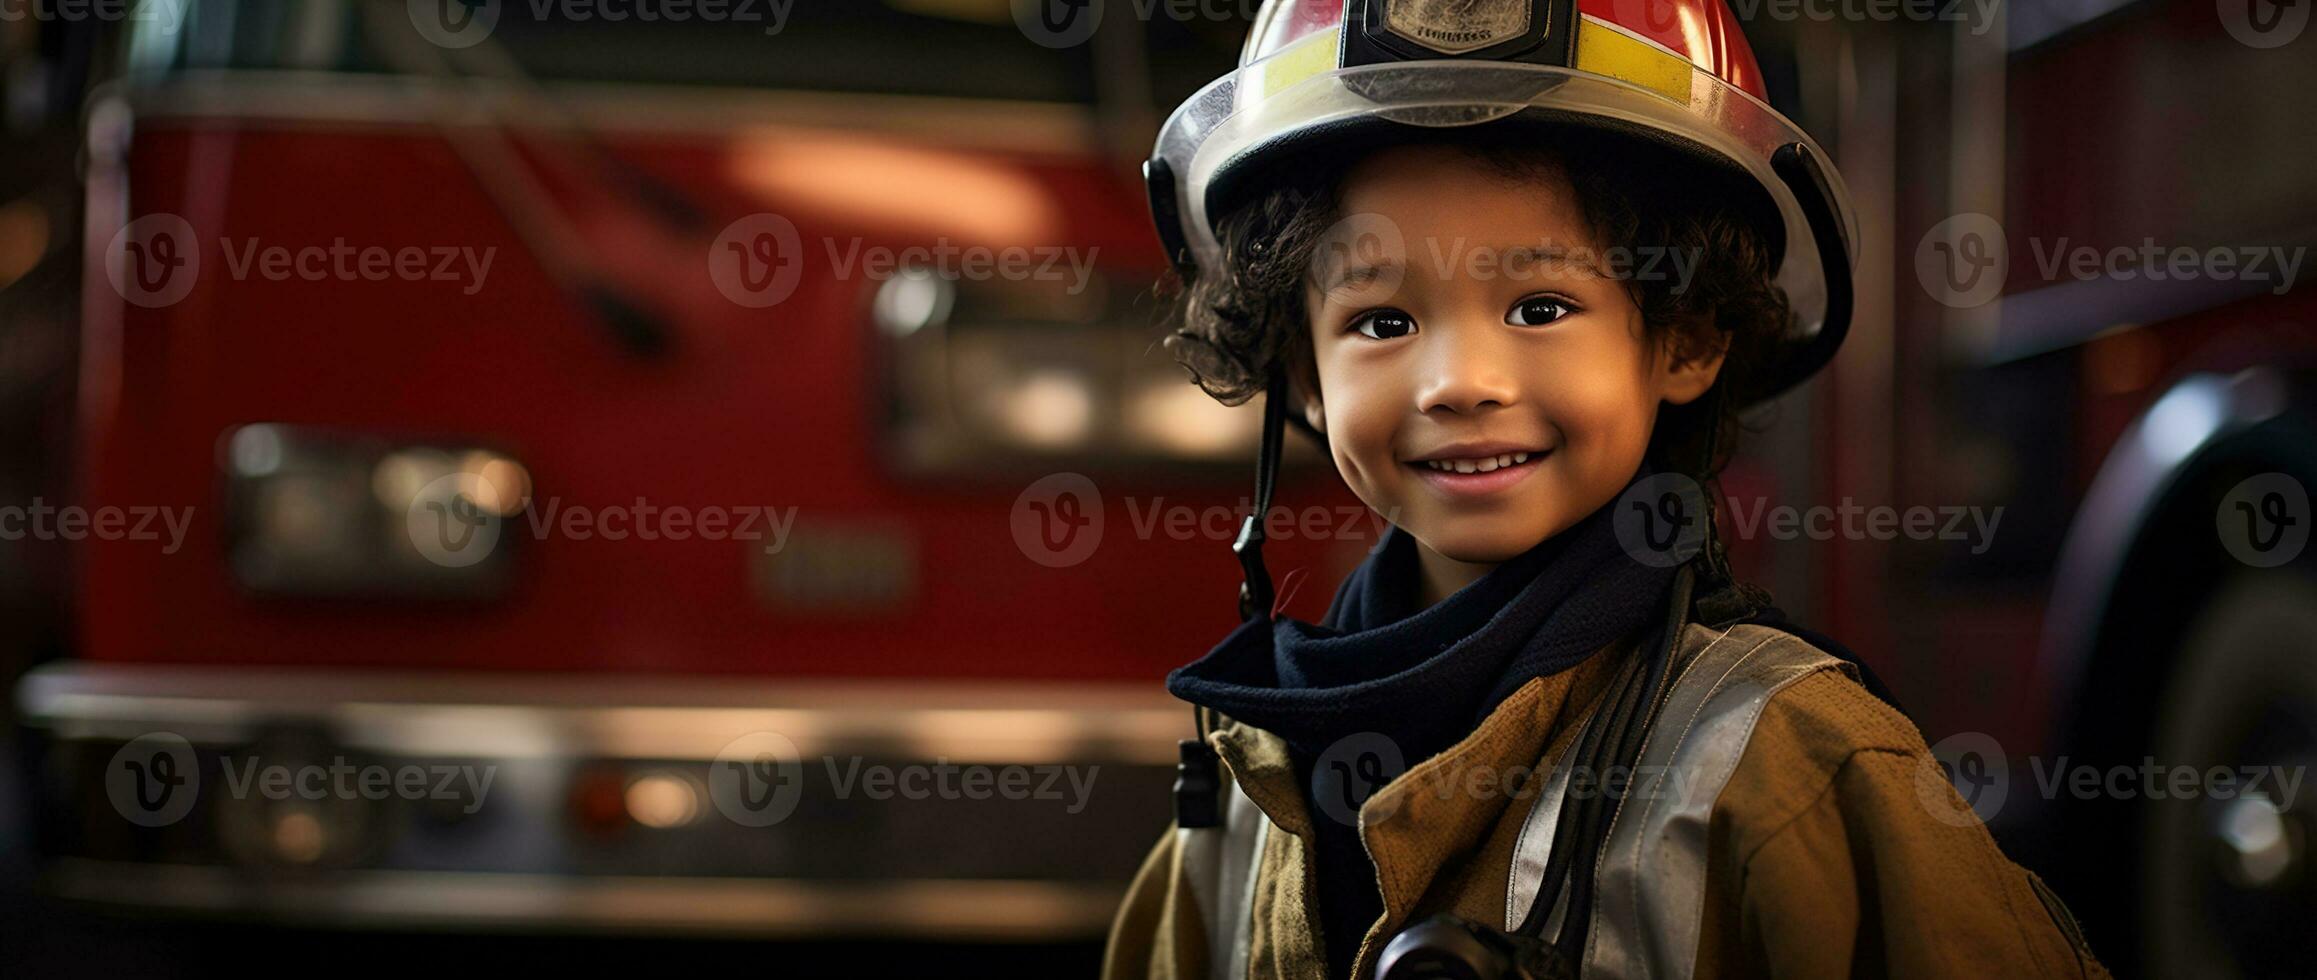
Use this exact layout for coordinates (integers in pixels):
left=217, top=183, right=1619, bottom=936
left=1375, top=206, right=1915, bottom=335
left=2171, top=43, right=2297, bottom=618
left=1207, top=634, right=1631, bottom=967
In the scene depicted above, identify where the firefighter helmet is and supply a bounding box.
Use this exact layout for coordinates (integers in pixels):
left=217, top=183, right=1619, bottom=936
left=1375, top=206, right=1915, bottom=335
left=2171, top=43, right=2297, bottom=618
left=1145, top=0, right=1859, bottom=403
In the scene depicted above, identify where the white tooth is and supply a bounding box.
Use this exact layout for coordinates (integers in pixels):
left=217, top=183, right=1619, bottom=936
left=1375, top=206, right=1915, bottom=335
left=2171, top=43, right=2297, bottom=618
left=1477, top=457, right=1500, bottom=472
left=1454, top=459, right=1476, bottom=474
left=1495, top=454, right=1513, bottom=468
left=1513, top=452, right=1529, bottom=463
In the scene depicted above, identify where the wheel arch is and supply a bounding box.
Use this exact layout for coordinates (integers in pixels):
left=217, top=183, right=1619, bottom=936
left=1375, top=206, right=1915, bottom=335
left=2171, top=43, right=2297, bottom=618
left=2040, top=367, right=2317, bottom=771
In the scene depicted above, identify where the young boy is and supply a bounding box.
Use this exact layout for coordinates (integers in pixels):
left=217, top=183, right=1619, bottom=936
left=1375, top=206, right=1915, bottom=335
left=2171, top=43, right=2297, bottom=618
left=1105, top=2, right=2112, bottom=978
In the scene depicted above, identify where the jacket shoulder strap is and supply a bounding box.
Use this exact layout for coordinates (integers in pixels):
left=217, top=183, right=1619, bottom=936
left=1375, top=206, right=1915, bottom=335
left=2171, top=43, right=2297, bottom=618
left=1176, top=760, right=1269, bottom=980
left=1504, top=623, right=1854, bottom=978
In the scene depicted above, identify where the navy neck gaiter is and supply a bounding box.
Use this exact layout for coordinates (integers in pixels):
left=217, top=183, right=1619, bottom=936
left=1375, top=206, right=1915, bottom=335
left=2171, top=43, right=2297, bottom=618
left=1167, top=463, right=1676, bottom=761
left=1164, top=462, right=1677, bottom=978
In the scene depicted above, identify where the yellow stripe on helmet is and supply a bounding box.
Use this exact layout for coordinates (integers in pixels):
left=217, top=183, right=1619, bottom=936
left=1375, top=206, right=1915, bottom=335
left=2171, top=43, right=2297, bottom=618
left=1244, top=27, right=1343, bottom=102
left=1572, top=16, right=1695, bottom=104
left=1241, top=17, right=1694, bottom=108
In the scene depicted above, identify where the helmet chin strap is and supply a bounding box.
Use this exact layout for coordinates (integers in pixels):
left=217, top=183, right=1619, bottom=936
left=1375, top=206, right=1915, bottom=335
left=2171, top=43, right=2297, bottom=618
left=1176, top=366, right=1293, bottom=830
left=1236, top=366, right=1291, bottom=621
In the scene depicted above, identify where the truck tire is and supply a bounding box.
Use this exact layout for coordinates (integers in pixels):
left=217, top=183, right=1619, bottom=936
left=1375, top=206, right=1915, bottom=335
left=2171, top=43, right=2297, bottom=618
left=2141, top=573, right=2317, bottom=979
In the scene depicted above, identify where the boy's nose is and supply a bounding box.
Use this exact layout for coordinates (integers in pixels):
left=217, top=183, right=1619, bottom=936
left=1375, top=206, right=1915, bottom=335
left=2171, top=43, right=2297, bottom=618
left=1412, top=322, right=1521, bottom=417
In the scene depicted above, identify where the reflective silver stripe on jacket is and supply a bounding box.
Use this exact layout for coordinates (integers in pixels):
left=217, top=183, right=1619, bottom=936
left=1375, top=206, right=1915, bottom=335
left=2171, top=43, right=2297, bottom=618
left=1177, top=762, right=1268, bottom=980
left=1506, top=623, right=1850, bottom=980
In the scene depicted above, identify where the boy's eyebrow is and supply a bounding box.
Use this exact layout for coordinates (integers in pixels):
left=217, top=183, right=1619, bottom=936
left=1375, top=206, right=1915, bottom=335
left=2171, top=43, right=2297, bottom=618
left=1497, top=243, right=1604, bottom=275
left=1318, top=259, right=1402, bottom=293
left=1312, top=242, right=1613, bottom=294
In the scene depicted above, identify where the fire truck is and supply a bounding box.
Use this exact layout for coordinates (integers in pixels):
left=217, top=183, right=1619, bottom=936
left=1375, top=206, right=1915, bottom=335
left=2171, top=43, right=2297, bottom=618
left=8, top=1, right=1368, bottom=968
left=1707, top=3, right=2317, bottom=975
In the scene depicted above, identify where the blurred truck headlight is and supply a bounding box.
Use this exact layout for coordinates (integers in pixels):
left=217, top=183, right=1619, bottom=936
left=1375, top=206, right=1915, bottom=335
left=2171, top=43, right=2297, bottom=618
left=877, top=266, right=1265, bottom=471
left=221, top=424, right=530, bottom=598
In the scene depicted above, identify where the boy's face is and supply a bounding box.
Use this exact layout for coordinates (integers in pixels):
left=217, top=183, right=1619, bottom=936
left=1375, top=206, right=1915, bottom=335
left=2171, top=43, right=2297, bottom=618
left=1302, top=145, right=1724, bottom=582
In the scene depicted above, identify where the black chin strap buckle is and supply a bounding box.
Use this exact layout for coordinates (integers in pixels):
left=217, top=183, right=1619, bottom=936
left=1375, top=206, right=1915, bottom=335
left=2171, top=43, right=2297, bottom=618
left=1234, top=514, right=1272, bottom=621
left=1174, top=737, right=1222, bottom=828
left=1234, top=367, right=1290, bottom=622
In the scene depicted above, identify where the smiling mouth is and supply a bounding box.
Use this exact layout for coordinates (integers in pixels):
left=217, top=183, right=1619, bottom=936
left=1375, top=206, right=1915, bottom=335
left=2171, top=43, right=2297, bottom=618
left=1413, top=451, right=1536, bottom=474
left=1405, top=449, right=1550, bottom=496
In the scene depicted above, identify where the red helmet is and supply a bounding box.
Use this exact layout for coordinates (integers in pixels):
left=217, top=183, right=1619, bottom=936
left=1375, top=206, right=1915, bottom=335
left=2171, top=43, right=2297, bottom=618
left=1145, top=0, right=1858, bottom=403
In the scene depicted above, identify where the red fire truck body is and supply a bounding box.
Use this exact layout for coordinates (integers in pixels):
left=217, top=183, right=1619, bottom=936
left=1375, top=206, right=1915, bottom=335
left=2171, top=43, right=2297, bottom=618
left=23, top=55, right=1368, bottom=939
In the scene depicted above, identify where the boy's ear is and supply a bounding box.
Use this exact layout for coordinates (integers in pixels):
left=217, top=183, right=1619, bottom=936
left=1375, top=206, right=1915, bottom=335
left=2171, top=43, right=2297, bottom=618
left=1291, top=356, right=1325, bottom=432
left=1658, top=315, right=1729, bottom=407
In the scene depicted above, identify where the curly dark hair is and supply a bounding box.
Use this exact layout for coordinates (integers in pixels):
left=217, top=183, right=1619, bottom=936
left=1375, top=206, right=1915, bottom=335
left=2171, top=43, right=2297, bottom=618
left=1161, top=125, right=1794, bottom=480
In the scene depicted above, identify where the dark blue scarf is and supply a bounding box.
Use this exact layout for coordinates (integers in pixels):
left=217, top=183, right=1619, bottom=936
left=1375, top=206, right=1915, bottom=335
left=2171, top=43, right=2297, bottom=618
left=1166, top=463, right=1677, bottom=977
left=1167, top=464, right=1676, bottom=761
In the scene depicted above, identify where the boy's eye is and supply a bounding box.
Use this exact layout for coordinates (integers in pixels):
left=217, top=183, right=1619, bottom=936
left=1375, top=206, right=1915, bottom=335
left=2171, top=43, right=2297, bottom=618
left=1351, top=309, right=1417, bottom=340
left=1507, top=295, right=1576, bottom=326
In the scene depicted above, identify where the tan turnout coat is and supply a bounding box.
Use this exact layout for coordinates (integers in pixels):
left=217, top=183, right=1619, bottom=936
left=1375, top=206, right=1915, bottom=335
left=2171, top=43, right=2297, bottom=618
left=1102, top=622, right=2111, bottom=980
